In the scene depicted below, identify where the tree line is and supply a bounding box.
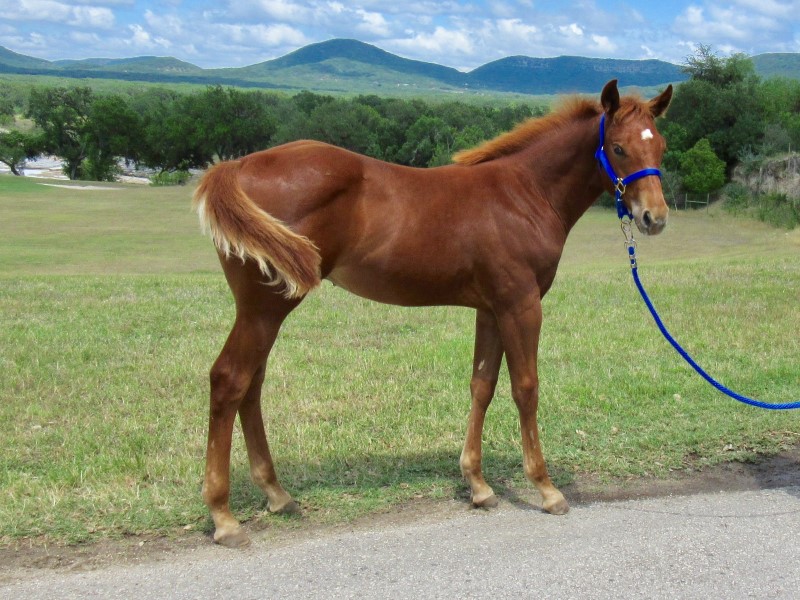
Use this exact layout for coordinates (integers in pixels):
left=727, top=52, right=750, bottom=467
left=1, top=46, right=799, bottom=200
left=0, top=84, right=542, bottom=181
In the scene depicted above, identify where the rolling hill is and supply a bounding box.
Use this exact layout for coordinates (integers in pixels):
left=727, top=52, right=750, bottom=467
left=751, top=53, right=800, bottom=80
left=1, top=39, right=796, bottom=96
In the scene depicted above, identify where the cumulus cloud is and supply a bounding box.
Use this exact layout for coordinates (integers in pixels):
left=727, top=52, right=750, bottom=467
left=2, top=0, right=114, bottom=28
left=355, top=9, right=391, bottom=36
left=390, top=26, right=474, bottom=56
left=559, top=23, right=584, bottom=38
left=1, top=0, right=799, bottom=69
left=127, top=24, right=171, bottom=51
left=68, top=6, right=115, bottom=28
left=673, top=0, right=799, bottom=55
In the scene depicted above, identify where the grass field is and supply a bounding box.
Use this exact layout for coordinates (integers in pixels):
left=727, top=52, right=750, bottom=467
left=1, top=174, right=798, bottom=545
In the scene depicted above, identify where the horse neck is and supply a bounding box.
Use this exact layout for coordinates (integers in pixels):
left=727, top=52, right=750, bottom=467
left=518, top=114, right=605, bottom=234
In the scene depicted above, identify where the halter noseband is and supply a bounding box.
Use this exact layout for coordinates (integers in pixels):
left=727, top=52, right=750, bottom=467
left=594, top=113, right=662, bottom=220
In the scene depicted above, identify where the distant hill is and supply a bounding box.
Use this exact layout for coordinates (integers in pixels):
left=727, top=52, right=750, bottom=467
left=751, top=53, right=800, bottom=79
left=467, top=55, right=685, bottom=94
left=53, top=56, right=204, bottom=75
left=0, top=46, right=51, bottom=70
left=246, top=38, right=465, bottom=85
left=0, top=39, right=796, bottom=96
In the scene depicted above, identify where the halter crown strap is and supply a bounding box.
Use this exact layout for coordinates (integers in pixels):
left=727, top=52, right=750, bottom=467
left=595, top=113, right=662, bottom=220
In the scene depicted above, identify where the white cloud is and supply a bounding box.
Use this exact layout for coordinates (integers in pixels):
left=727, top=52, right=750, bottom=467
left=390, top=26, right=474, bottom=56
left=68, top=6, right=115, bottom=28
left=729, top=0, right=795, bottom=18
left=590, top=34, right=615, bottom=54
left=127, top=24, right=171, bottom=51
left=673, top=0, right=799, bottom=55
left=2, top=0, right=114, bottom=27
left=355, top=9, right=391, bottom=36
left=256, top=0, right=311, bottom=22
left=559, top=23, right=584, bottom=37
left=214, top=22, right=308, bottom=47
left=496, top=18, right=538, bottom=39
left=1, top=0, right=800, bottom=70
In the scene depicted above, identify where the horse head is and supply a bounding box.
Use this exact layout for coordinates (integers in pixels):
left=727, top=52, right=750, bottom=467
left=598, top=80, right=673, bottom=235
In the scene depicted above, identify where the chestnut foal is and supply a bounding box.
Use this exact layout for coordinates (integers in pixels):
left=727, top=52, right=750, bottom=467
left=193, top=80, right=672, bottom=546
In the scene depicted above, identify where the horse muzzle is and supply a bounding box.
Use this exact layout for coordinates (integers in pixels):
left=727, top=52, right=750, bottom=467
left=634, top=203, right=669, bottom=236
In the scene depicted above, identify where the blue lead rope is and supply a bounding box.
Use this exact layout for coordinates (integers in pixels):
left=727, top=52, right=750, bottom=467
left=596, top=113, right=800, bottom=410
left=625, top=235, right=800, bottom=410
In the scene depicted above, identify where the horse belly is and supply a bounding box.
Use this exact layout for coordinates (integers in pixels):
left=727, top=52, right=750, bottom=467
left=326, top=262, right=476, bottom=307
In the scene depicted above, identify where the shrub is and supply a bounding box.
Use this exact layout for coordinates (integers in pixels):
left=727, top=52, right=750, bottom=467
left=721, top=182, right=751, bottom=213
left=150, top=170, right=191, bottom=186
left=757, top=193, right=800, bottom=229
left=722, top=184, right=799, bottom=229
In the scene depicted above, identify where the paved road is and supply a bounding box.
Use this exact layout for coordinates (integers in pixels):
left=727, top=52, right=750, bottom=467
left=4, top=487, right=800, bottom=599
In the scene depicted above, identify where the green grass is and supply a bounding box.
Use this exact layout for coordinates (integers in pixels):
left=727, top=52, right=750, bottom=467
left=1, top=175, right=799, bottom=545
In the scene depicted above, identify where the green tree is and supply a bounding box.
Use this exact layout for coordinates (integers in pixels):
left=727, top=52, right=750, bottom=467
left=26, top=86, right=93, bottom=180
left=299, top=99, right=384, bottom=156
left=0, top=130, right=43, bottom=175
left=84, top=94, right=141, bottom=181
left=194, top=86, right=277, bottom=160
left=680, top=138, right=726, bottom=193
left=397, top=116, right=455, bottom=167
left=665, top=45, right=765, bottom=171
left=758, top=77, right=800, bottom=152
left=133, top=89, right=213, bottom=173
left=0, top=85, right=16, bottom=126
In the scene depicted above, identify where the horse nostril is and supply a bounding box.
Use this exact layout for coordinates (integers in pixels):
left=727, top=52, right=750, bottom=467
left=643, top=211, right=653, bottom=228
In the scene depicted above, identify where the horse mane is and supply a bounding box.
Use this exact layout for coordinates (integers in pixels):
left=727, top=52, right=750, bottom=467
left=452, top=95, right=649, bottom=166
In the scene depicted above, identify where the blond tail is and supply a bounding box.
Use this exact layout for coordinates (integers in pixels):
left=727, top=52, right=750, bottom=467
left=192, top=161, right=322, bottom=298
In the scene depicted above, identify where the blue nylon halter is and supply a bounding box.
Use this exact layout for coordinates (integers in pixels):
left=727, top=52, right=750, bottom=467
left=596, top=113, right=800, bottom=410
left=595, top=113, right=662, bottom=219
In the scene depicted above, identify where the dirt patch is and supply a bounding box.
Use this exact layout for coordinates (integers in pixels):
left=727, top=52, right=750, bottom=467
left=3, top=448, right=800, bottom=582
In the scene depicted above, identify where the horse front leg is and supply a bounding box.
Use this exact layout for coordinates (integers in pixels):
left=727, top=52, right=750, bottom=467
left=460, top=309, right=504, bottom=507
left=496, top=294, right=569, bottom=515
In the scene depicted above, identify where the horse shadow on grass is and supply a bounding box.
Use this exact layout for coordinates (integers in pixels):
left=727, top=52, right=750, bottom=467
left=224, top=448, right=575, bottom=527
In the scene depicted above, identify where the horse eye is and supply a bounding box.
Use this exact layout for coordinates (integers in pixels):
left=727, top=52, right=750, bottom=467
left=613, top=145, right=624, bottom=156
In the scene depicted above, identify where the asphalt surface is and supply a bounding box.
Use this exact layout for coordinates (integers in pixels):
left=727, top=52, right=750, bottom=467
left=4, top=486, right=800, bottom=599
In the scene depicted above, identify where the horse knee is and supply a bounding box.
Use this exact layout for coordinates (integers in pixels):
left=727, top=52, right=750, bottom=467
left=470, top=376, right=498, bottom=405
left=510, top=378, right=539, bottom=410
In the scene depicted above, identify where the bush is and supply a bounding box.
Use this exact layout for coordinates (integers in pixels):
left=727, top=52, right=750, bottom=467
left=721, top=182, right=751, bottom=213
left=722, top=184, right=799, bottom=229
left=758, top=193, right=800, bottom=229
left=149, top=170, right=191, bottom=186
left=680, top=138, right=726, bottom=193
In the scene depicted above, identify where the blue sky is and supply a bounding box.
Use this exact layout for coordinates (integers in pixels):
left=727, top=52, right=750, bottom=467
left=0, top=1, right=798, bottom=70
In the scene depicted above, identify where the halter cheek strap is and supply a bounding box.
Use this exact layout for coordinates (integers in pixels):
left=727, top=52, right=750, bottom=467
left=594, top=113, right=662, bottom=220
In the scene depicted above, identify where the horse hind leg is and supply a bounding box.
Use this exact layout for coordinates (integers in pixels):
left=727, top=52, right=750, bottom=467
left=203, top=300, right=298, bottom=548
left=239, top=363, right=298, bottom=516
left=460, top=309, right=504, bottom=508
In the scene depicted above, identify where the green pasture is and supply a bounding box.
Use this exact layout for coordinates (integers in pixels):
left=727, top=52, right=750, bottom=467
left=1, top=174, right=798, bottom=545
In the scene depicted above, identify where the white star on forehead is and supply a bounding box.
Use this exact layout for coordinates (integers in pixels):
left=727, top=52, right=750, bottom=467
left=641, top=129, right=654, bottom=141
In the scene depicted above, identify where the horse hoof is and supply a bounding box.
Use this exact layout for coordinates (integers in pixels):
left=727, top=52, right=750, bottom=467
left=213, top=526, right=251, bottom=548
left=270, top=499, right=300, bottom=515
left=472, top=493, right=499, bottom=508
left=543, top=496, right=570, bottom=515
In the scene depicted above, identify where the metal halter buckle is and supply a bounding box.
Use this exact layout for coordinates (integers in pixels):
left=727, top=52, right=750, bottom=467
left=620, top=217, right=637, bottom=269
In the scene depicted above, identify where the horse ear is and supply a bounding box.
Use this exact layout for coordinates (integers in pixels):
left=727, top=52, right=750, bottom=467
left=601, top=79, right=620, bottom=116
left=649, top=84, right=673, bottom=118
